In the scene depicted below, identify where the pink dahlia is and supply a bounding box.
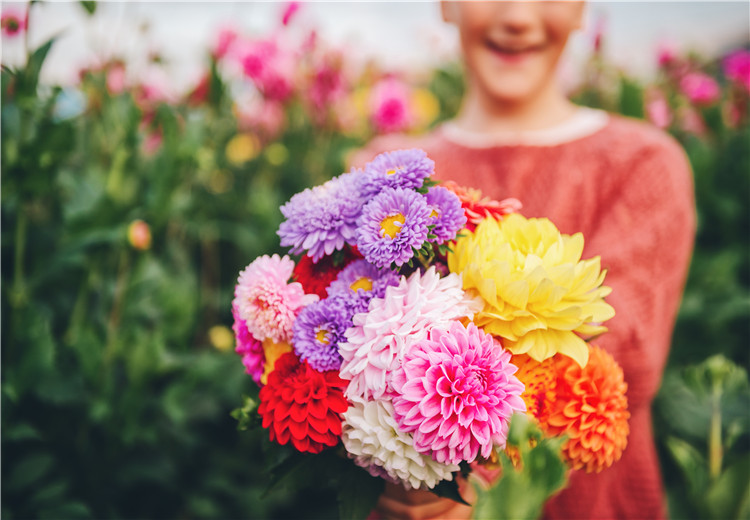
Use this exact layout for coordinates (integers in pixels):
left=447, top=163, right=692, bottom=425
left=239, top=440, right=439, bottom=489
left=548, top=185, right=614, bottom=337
left=232, top=301, right=265, bottom=384
left=680, top=72, right=720, bottom=105
left=391, top=322, right=526, bottom=465
left=233, top=254, right=318, bottom=344
left=723, top=49, right=750, bottom=92
left=339, top=267, right=482, bottom=401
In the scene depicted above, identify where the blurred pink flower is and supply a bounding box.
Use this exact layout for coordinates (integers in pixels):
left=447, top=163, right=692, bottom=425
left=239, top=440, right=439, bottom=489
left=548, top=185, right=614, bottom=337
left=591, top=17, right=606, bottom=54
left=241, top=38, right=294, bottom=102
left=142, top=128, right=163, bottom=156
left=370, top=77, right=413, bottom=134
left=213, top=26, right=238, bottom=61
left=1, top=9, right=26, bottom=38
left=106, top=62, right=127, bottom=96
left=306, top=53, right=346, bottom=117
left=645, top=95, right=672, bottom=129
left=680, top=72, right=720, bottom=105
left=186, top=72, right=211, bottom=106
left=656, top=40, right=679, bottom=68
left=677, top=106, right=707, bottom=137
left=281, top=2, right=300, bottom=26
left=723, top=49, right=750, bottom=92
left=235, top=97, right=285, bottom=139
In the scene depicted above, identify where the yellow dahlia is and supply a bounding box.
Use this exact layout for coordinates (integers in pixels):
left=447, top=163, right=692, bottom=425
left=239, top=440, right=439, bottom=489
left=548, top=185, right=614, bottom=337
left=447, top=214, right=615, bottom=367
left=547, top=345, right=630, bottom=473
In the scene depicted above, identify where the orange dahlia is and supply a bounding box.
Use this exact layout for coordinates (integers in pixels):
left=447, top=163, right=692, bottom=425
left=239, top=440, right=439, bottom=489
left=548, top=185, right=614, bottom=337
left=510, top=354, right=557, bottom=427
left=546, top=345, right=630, bottom=473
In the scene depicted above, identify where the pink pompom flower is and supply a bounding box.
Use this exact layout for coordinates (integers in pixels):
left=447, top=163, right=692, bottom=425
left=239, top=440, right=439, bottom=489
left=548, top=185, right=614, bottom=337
left=391, top=321, right=526, bottom=465
left=1, top=9, right=26, bottom=38
left=233, top=254, right=318, bottom=344
left=370, top=77, right=413, bottom=134
left=680, top=72, right=720, bottom=105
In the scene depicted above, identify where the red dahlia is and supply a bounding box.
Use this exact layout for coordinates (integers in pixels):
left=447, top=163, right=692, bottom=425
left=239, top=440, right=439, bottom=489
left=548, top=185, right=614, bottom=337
left=292, top=247, right=361, bottom=298
left=258, top=353, right=348, bottom=453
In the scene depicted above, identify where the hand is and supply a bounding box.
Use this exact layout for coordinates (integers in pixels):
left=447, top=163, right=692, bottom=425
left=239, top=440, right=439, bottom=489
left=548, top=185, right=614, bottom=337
left=374, top=477, right=475, bottom=520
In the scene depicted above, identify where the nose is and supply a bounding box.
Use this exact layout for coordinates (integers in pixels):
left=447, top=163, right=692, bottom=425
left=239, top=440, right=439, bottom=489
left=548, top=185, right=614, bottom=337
left=493, top=1, right=538, bottom=34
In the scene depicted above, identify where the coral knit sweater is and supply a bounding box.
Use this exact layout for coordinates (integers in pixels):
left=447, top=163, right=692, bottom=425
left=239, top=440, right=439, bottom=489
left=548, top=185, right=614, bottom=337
left=352, top=109, right=696, bottom=520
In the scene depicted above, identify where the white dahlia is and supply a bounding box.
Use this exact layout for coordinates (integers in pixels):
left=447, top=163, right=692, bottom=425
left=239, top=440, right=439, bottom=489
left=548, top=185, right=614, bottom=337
left=338, top=266, right=482, bottom=400
left=341, top=399, right=459, bottom=490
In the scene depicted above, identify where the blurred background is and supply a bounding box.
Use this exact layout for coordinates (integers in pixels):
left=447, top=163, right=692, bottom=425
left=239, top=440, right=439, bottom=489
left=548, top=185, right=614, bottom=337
left=2, top=1, right=748, bottom=519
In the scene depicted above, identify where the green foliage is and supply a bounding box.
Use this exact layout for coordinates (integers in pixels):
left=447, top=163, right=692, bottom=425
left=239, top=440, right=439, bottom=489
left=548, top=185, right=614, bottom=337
left=472, top=415, right=568, bottom=520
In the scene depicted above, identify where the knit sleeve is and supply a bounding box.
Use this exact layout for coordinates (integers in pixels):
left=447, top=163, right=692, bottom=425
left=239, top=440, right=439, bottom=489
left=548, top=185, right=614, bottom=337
left=586, top=134, right=696, bottom=408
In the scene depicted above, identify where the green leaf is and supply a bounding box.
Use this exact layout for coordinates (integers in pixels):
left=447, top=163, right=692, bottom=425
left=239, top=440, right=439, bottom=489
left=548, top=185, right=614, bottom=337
left=704, top=454, right=750, bottom=520
left=79, top=1, right=97, bottom=15
left=7, top=453, right=55, bottom=491
left=337, top=463, right=385, bottom=520
left=24, top=37, right=57, bottom=94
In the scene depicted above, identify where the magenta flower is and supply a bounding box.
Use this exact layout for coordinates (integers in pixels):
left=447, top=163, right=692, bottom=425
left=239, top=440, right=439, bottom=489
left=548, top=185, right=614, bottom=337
left=680, top=72, right=720, bottom=105
left=233, top=301, right=265, bottom=384
left=370, top=78, right=412, bottom=134
left=281, top=2, right=301, bottom=26
left=656, top=40, right=678, bottom=68
left=1, top=9, right=26, bottom=38
left=241, top=37, right=294, bottom=102
left=391, top=322, right=526, bottom=465
left=723, top=49, right=750, bottom=92
left=646, top=94, right=672, bottom=129
left=213, top=26, right=238, bottom=61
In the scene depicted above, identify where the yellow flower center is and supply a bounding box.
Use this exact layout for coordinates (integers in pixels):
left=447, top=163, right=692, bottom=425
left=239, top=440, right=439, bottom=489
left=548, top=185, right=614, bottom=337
left=429, top=207, right=440, bottom=219
left=385, top=165, right=405, bottom=175
left=350, top=276, right=373, bottom=292
left=380, top=213, right=405, bottom=239
left=315, top=327, right=331, bottom=345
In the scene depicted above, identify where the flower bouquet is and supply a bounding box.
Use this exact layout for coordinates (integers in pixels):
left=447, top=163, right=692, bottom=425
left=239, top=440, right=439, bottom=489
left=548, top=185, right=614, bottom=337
left=231, top=149, right=629, bottom=519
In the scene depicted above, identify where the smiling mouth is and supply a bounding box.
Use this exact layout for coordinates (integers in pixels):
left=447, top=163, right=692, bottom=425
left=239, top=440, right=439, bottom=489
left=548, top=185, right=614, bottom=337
left=485, top=39, right=544, bottom=57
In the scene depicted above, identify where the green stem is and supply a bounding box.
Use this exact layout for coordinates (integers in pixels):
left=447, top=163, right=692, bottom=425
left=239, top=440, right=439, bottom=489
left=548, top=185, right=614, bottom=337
left=104, top=249, right=130, bottom=365
left=12, top=210, right=28, bottom=307
left=708, top=383, right=723, bottom=481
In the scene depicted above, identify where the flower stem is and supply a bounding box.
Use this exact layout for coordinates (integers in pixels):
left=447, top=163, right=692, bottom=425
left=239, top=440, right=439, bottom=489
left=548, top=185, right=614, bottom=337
left=708, top=383, right=723, bottom=481
left=11, top=209, right=28, bottom=308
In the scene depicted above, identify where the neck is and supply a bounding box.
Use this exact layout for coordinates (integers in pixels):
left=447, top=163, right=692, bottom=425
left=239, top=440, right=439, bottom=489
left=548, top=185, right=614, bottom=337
left=453, top=78, right=577, bottom=135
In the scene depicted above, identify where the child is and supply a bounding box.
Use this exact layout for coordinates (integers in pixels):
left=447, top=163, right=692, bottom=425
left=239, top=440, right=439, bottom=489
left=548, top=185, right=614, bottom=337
left=353, top=2, right=696, bottom=519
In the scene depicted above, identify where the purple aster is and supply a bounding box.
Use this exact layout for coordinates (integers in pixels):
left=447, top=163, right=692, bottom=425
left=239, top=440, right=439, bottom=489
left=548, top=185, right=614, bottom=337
left=278, top=172, right=365, bottom=262
left=356, top=188, right=432, bottom=268
left=327, top=259, right=400, bottom=299
left=360, top=149, right=434, bottom=198
left=425, top=186, right=467, bottom=244
left=292, top=294, right=362, bottom=372
left=232, top=301, right=265, bottom=385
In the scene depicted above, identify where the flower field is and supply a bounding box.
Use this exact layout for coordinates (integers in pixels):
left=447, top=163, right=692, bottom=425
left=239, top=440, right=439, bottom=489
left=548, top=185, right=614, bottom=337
left=2, top=3, right=748, bottom=519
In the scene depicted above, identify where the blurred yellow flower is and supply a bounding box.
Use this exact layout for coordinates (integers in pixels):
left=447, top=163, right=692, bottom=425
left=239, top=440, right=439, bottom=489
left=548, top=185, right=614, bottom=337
left=264, top=142, right=289, bottom=166
left=448, top=214, right=614, bottom=367
left=208, top=325, right=234, bottom=352
left=225, top=133, right=260, bottom=166
left=410, top=88, right=440, bottom=130
left=127, top=219, right=151, bottom=251
left=261, top=339, right=293, bottom=385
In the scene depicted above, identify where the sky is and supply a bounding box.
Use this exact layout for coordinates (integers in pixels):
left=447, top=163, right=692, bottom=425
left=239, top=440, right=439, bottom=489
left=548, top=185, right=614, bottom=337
left=2, top=1, right=748, bottom=91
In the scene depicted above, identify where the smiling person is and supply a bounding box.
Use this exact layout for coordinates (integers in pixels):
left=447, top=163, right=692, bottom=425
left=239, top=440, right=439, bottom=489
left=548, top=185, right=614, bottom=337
left=354, top=2, right=696, bottom=519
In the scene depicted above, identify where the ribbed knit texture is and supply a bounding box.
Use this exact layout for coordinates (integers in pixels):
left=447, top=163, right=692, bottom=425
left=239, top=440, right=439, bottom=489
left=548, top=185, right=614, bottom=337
left=352, top=113, right=696, bottom=520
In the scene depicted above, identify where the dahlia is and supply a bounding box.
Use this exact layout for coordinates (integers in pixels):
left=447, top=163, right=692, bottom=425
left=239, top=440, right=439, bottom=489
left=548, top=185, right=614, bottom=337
left=360, top=149, right=434, bottom=198
left=441, top=181, right=522, bottom=232
left=424, top=186, right=467, bottom=244
left=391, top=322, right=526, bottom=465
left=510, top=354, right=557, bottom=427
left=546, top=345, right=630, bottom=473
left=341, top=399, right=459, bottom=490
left=233, top=254, right=318, bottom=344
left=339, top=267, right=483, bottom=401
left=278, top=172, right=365, bottom=262
left=260, top=338, right=293, bottom=385
left=258, top=353, right=348, bottom=454
left=447, top=214, right=615, bottom=367
left=232, top=301, right=265, bottom=385
left=356, top=188, right=432, bottom=268
left=326, top=259, right=399, bottom=300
